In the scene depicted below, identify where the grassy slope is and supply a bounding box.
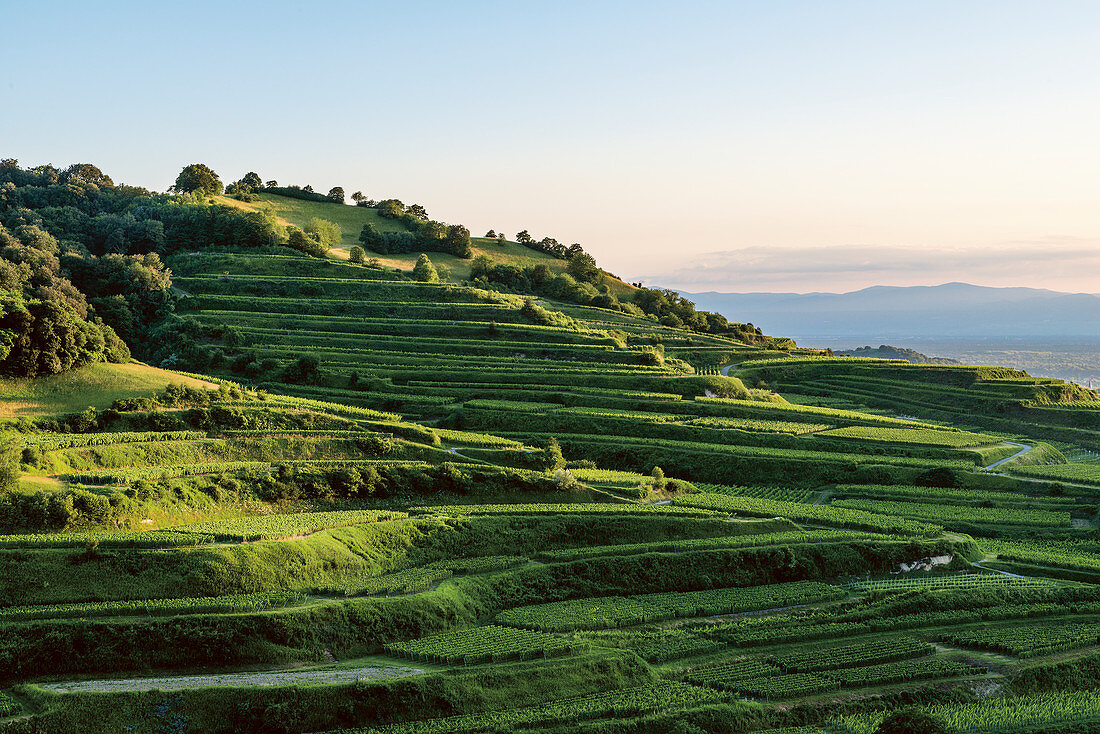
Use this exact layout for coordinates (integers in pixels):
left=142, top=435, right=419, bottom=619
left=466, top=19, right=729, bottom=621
left=0, top=362, right=216, bottom=419
left=213, top=193, right=639, bottom=296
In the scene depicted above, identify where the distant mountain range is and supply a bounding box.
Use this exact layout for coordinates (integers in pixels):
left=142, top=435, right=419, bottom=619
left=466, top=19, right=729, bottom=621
left=680, top=283, right=1100, bottom=340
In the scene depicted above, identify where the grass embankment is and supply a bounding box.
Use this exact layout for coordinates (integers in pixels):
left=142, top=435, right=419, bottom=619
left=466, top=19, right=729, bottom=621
left=0, top=363, right=216, bottom=419
left=0, top=514, right=788, bottom=606
left=17, top=651, right=655, bottom=734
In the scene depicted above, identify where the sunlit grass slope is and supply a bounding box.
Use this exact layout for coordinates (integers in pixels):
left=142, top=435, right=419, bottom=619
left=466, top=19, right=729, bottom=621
left=214, top=193, right=638, bottom=293
left=0, top=363, right=216, bottom=418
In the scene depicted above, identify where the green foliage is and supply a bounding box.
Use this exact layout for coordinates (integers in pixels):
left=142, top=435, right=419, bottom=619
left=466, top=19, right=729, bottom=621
left=305, top=217, right=341, bottom=250
left=6, top=158, right=1100, bottom=734
left=386, top=624, right=584, bottom=664
left=495, top=581, right=843, bottom=631
left=173, top=163, right=223, bottom=195
left=1007, top=651, right=1100, bottom=694
left=286, top=226, right=329, bottom=257
left=0, top=432, right=19, bottom=491
left=352, top=682, right=730, bottom=734
left=178, top=509, right=405, bottom=541
left=832, top=498, right=1072, bottom=529
left=943, top=622, right=1100, bottom=657
left=17, top=652, right=655, bottom=734
left=536, top=529, right=875, bottom=563
left=0, top=591, right=304, bottom=622
left=0, top=530, right=214, bottom=548
left=719, top=673, right=837, bottom=699
left=413, top=253, right=439, bottom=282
left=826, top=658, right=982, bottom=689
left=817, top=425, right=996, bottom=447
left=410, top=503, right=728, bottom=518
left=676, top=493, right=943, bottom=536
left=873, top=708, right=949, bottom=734
left=0, top=691, right=19, bottom=717
left=840, top=692, right=1100, bottom=733
left=772, top=636, right=933, bottom=672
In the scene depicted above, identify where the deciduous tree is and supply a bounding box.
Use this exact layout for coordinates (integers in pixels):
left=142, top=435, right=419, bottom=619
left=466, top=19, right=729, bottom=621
left=171, top=164, right=223, bottom=196
left=413, top=253, right=439, bottom=282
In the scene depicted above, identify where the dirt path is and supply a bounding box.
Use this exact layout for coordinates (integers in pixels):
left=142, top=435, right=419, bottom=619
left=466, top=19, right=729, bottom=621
left=984, top=441, right=1032, bottom=470
left=39, top=664, right=426, bottom=693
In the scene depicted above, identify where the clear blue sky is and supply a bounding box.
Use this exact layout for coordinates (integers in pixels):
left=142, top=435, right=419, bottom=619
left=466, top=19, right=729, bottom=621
left=5, top=1, right=1100, bottom=292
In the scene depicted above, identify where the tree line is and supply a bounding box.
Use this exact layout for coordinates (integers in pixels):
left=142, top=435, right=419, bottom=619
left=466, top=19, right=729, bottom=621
left=467, top=253, right=765, bottom=340
left=0, top=160, right=287, bottom=376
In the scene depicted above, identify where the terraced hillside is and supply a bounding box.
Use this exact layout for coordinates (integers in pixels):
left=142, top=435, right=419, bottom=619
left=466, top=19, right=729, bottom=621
left=2, top=191, right=1100, bottom=733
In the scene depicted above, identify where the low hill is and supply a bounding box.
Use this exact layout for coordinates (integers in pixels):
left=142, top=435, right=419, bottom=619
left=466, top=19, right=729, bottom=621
left=835, top=345, right=961, bottom=365
left=215, top=193, right=638, bottom=295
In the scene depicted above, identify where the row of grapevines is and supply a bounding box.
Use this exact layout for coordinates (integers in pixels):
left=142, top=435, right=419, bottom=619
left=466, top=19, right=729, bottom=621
left=816, top=426, right=995, bottom=447
left=536, top=530, right=883, bottom=563
left=980, top=538, right=1100, bottom=574
left=178, top=509, right=406, bottom=542
left=543, top=432, right=971, bottom=470
left=676, top=494, right=942, bottom=537
left=26, top=430, right=208, bottom=450
left=634, top=636, right=725, bottom=662
left=423, top=556, right=528, bottom=574
left=0, top=530, right=215, bottom=548
left=429, top=428, right=523, bottom=447
left=568, top=468, right=651, bottom=484
left=410, top=503, right=729, bottom=518
left=569, top=387, right=681, bottom=400
left=835, top=484, right=1078, bottom=508
left=693, top=483, right=816, bottom=503
left=319, top=567, right=453, bottom=597
left=693, top=396, right=928, bottom=427
left=462, top=399, right=562, bottom=413
left=1010, top=462, right=1100, bottom=485
left=722, top=672, right=838, bottom=699
left=683, top=660, right=782, bottom=688
left=821, top=656, right=983, bottom=688
left=0, top=692, right=19, bottom=717
left=0, top=592, right=305, bottom=622
left=496, top=581, right=843, bottom=632
left=835, top=691, right=1100, bottom=733
left=772, top=636, right=932, bottom=672
left=552, top=407, right=681, bottom=423
left=832, top=498, right=1072, bottom=528
left=351, top=682, right=730, bottom=734
left=845, top=573, right=1055, bottom=593
left=686, top=416, right=833, bottom=434
left=257, top=392, right=401, bottom=421
left=249, top=345, right=648, bottom=371
left=711, top=600, right=1095, bottom=648
left=384, top=625, right=585, bottom=665
left=570, top=628, right=723, bottom=663
left=65, top=461, right=267, bottom=484
left=67, top=459, right=430, bottom=485
left=942, top=621, right=1100, bottom=657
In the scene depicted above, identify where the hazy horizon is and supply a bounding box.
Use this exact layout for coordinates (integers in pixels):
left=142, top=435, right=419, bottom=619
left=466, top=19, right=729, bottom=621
left=675, top=281, right=1100, bottom=298
left=7, top=1, right=1100, bottom=292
